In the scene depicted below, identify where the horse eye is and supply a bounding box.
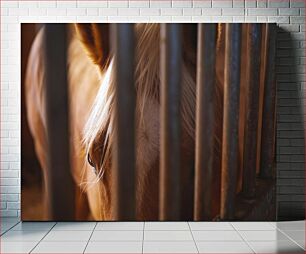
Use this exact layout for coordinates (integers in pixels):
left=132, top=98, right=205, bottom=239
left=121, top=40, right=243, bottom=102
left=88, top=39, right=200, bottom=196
left=87, top=153, right=95, bottom=168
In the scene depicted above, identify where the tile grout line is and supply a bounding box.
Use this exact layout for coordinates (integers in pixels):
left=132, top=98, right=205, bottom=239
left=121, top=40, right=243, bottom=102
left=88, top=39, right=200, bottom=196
left=187, top=221, right=199, bottom=254
left=83, top=222, right=97, bottom=254
left=29, top=222, right=57, bottom=254
left=276, top=227, right=305, bottom=251
left=141, top=221, right=145, bottom=254
left=0, top=220, right=20, bottom=236
left=229, top=222, right=256, bottom=254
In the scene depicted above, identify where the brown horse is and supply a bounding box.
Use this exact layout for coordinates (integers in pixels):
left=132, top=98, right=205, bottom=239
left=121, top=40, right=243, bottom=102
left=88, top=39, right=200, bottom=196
left=25, top=24, right=245, bottom=220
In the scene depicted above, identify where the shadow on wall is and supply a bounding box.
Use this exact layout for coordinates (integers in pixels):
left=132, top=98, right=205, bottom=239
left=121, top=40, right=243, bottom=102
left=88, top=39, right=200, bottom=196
left=276, top=27, right=305, bottom=220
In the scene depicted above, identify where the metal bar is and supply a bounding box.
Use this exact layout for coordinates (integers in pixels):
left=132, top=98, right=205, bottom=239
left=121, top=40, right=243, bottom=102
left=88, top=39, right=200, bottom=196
left=255, top=25, right=268, bottom=175
left=194, top=24, right=217, bottom=221
left=44, top=24, right=75, bottom=220
left=112, top=24, right=136, bottom=220
left=159, top=24, right=183, bottom=220
left=220, top=24, right=242, bottom=220
left=242, top=24, right=262, bottom=198
left=260, top=24, right=277, bottom=179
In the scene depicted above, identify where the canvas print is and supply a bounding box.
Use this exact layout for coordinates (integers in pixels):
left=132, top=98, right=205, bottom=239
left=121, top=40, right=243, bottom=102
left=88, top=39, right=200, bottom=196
left=21, top=23, right=277, bottom=221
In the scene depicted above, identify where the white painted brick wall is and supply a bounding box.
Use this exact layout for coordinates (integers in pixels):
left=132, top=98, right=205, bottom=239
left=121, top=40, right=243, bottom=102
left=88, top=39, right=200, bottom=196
left=0, top=0, right=305, bottom=219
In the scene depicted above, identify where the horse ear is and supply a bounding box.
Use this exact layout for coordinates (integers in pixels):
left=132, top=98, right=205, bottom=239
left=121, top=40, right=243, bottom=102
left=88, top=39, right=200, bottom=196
left=74, top=24, right=110, bottom=72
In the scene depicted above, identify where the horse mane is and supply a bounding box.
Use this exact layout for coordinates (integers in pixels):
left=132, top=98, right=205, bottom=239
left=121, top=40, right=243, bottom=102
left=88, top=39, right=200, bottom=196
left=82, top=24, right=204, bottom=182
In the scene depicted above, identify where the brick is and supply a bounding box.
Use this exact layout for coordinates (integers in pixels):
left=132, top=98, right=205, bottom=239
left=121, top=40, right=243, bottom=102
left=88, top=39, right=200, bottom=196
left=7, top=202, right=20, bottom=210
left=268, top=0, right=289, bottom=8
left=99, top=8, right=118, bottom=16
left=118, top=8, right=140, bottom=16
left=0, top=170, right=19, bottom=178
left=47, top=8, right=67, bottom=16
left=212, top=0, right=233, bottom=8
left=9, top=8, right=29, bottom=16
left=245, top=0, right=256, bottom=7
left=233, top=16, right=245, bottom=22
left=193, top=0, right=212, bottom=7
left=279, top=170, right=305, bottom=178
left=67, top=8, right=87, bottom=16
left=248, top=8, right=278, bottom=16
left=290, top=16, right=305, bottom=24
left=278, top=24, right=300, bottom=32
left=278, top=8, right=300, bottom=15
left=29, top=8, right=48, bottom=16
left=202, top=8, right=221, bottom=15
left=172, top=16, right=192, bottom=22
left=128, top=1, right=149, bottom=7
left=280, top=146, right=304, bottom=154
left=150, top=0, right=171, bottom=8
left=108, top=0, right=129, bottom=8
left=140, top=8, right=160, bottom=16
left=38, top=1, right=57, bottom=8
left=291, top=162, right=305, bottom=170
left=269, top=15, right=290, bottom=23
left=192, top=16, right=212, bottom=22
left=86, top=8, right=99, bottom=16
left=1, top=1, right=18, bottom=8
left=161, top=8, right=183, bottom=16
left=172, top=0, right=192, bottom=8
left=149, top=16, right=172, bottom=22
left=56, top=1, right=77, bottom=8
left=277, top=178, right=305, bottom=186
left=291, top=139, right=305, bottom=146
left=257, top=0, right=267, bottom=8
left=278, top=195, right=305, bottom=202
left=222, top=8, right=245, bottom=16
left=1, top=202, right=7, bottom=209
left=183, top=8, right=202, bottom=16
left=279, top=186, right=304, bottom=194
left=0, top=194, right=18, bottom=202
left=290, top=0, right=305, bottom=7
left=0, top=210, right=18, bottom=217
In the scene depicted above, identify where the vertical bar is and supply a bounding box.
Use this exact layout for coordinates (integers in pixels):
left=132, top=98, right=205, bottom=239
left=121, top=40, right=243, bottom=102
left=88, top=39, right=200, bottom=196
left=242, top=24, right=262, bottom=198
left=159, top=24, right=183, bottom=220
left=194, top=24, right=217, bottom=221
left=112, top=24, right=136, bottom=220
left=220, top=24, right=242, bottom=220
left=260, top=24, right=277, bottom=178
left=256, top=25, right=268, bottom=175
left=44, top=24, right=75, bottom=220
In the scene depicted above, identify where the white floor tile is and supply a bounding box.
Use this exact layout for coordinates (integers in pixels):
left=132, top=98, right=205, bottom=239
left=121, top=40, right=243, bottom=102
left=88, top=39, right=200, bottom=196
left=282, top=230, right=305, bottom=242
left=90, top=230, right=143, bottom=241
left=189, top=222, right=234, bottom=231
left=192, top=230, right=243, bottom=241
left=32, top=241, right=87, bottom=253
left=282, top=230, right=305, bottom=249
left=96, top=222, right=144, bottom=231
left=0, top=230, right=47, bottom=242
left=42, top=230, right=92, bottom=241
left=85, top=241, right=142, bottom=253
left=143, top=241, right=198, bottom=253
left=239, top=230, right=290, bottom=241
left=295, top=240, right=305, bottom=250
left=145, top=222, right=190, bottom=231
left=52, top=222, right=96, bottom=231
left=12, top=222, right=55, bottom=231
left=197, top=241, right=253, bottom=253
left=0, top=241, right=37, bottom=253
left=1, top=221, right=20, bottom=233
left=248, top=240, right=304, bottom=253
left=231, top=222, right=276, bottom=231
left=144, top=230, right=193, bottom=241
left=276, top=221, right=305, bottom=231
